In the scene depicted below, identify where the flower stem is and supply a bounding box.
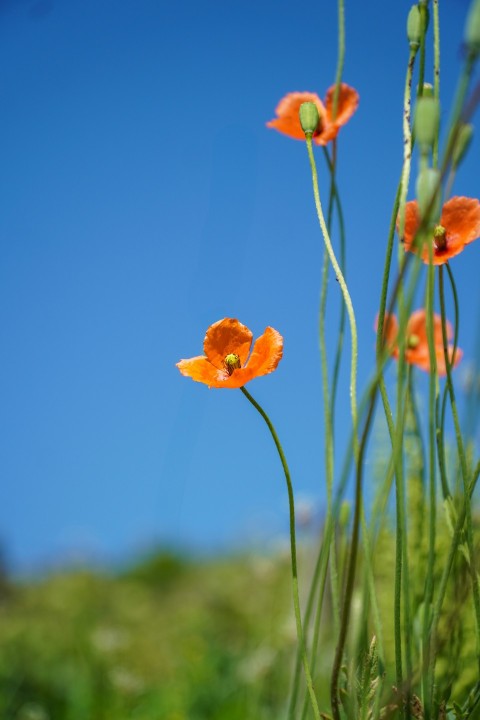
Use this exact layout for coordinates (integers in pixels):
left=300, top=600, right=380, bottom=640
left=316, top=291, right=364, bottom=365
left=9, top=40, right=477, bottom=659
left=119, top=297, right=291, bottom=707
left=239, top=385, right=321, bottom=720
left=438, top=266, right=480, bottom=669
left=305, top=136, right=358, bottom=458
left=432, top=0, right=440, bottom=168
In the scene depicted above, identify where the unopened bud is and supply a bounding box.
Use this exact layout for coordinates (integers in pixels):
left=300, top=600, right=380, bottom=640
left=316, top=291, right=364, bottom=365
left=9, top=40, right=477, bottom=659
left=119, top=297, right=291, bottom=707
left=407, top=5, right=422, bottom=48
left=466, top=0, right=480, bottom=55
left=414, top=97, right=440, bottom=150
left=420, top=82, right=434, bottom=99
left=452, top=123, right=473, bottom=168
left=416, top=167, right=441, bottom=223
left=299, top=102, right=320, bottom=136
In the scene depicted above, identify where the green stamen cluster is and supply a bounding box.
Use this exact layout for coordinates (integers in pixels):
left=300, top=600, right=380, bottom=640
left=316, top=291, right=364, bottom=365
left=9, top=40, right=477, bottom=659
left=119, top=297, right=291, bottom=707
left=224, top=353, right=241, bottom=374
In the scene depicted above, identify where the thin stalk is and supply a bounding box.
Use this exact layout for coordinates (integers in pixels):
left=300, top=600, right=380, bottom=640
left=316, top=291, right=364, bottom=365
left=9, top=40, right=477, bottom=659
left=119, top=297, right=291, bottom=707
left=417, top=3, right=428, bottom=96
left=305, top=135, right=358, bottom=460
left=321, top=140, right=340, bottom=637
left=438, top=267, right=480, bottom=668
left=432, top=0, right=440, bottom=168
left=398, top=48, right=418, bottom=241
left=330, top=391, right=377, bottom=720
left=321, top=146, right=347, bottom=431
left=391, top=46, right=417, bottom=698
left=423, top=243, right=438, bottom=720
left=305, top=135, right=361, bottom=720
left=288, top=524, right=330, bottom=719
left=436, top=383, right=451, bottom=500
left=331, top=0, right=345, bottom=121
left=240, top=386, right=321, bottom=720
left=428, top=461, right=480, bottom=696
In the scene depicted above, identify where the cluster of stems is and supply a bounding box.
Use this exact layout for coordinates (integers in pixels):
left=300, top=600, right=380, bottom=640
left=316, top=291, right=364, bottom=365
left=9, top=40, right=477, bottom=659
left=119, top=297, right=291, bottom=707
left=237, top=1, right=480, bottom=719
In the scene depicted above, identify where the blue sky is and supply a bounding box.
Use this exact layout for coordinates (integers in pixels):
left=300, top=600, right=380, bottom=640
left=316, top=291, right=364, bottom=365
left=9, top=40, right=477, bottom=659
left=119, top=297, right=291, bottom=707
left=0, top=0, right=479, bottom=573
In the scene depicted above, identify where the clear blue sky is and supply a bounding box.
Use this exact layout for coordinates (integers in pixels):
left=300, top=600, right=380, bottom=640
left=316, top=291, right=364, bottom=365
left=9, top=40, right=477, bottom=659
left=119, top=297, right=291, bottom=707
left=0, top=0, right=478, bottom=573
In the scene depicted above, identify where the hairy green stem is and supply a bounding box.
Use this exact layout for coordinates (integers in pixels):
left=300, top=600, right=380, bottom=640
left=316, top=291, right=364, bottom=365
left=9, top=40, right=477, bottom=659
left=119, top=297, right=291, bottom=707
left=305, top=136, right=358, bottom=458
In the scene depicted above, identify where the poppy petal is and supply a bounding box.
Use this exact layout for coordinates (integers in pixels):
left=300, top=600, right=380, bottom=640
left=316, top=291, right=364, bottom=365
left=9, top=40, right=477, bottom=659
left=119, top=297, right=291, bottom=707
left=375, top=312, right=399, bottom=354
left=408, top=345, right=462, bottom=376
left=243, top=327, right=284, bottom=377
left=400, top=201, right=420, bottom=245
left=441, top=196, right=480, bottom=246
left=324, top=83, right=359, bottom=127
left=203, top=318, right=253, bottom=370
left=267, top=92, right=327, bottom=141
left=176, top=356, right=228, bottom=387
left=406, top=309, right=452, bottom=347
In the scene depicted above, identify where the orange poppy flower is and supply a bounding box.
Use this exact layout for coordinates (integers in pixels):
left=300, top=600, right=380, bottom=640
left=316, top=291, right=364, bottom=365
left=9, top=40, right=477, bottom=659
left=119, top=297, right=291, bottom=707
left=376, top=309, right=462, bottom=376
left=266, top=83, right=359, bottom=144
left=400, top=196, right=480, bottom=265
left=177, top=318, right=283, bottom=389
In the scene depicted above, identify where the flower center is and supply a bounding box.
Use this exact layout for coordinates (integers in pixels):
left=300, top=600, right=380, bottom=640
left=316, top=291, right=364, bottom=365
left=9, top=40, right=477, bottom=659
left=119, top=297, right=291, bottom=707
left=224, top=353, right=241, bottom=375
left=407, top=333, right=420, bottom=349
left=433, top=224, right=447, bottom=250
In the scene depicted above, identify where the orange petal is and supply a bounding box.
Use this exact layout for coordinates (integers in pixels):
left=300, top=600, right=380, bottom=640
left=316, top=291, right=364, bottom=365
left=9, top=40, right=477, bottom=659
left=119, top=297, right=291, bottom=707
left=203, top=318, right=253, bottom=370
left=202, top=327, right=283, bottom=388
left=375, top=312, right=399, bottom=356
left=400, top=201, right=420, bottom=245
left=267, top=92, right=327, bottom=141
left=406, top=309, right=453, bottom=348
left=441, top=196, right=480, bottom=246
left=324, top=83, right=359, bottom=127
left=176, top=356, right=228, bottom=387
left=435, top=345, right=463, bottom=376
left=243, top=326, right=284, bottom=378
left=403, top=197, right=480, bottom=265
left=407, top=345, right=462, bottom=376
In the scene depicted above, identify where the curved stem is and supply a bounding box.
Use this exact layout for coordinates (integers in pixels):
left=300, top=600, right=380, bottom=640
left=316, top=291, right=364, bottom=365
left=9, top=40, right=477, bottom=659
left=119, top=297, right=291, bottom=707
left=321, top=146, right=347, bottom=431
left=305, top=135, right=358, bottom=459
left=438, top=267, right=480, bottom=668
left=239, top=386, right=321, bottom=720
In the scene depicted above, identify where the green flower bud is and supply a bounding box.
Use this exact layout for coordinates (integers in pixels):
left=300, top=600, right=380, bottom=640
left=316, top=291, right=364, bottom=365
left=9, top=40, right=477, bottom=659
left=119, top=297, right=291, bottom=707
left=465, top=0, right=480, bottom=55
left=407, top=5, right=422, bottom=48
left=414, top=97, right=440, bottom=150
left=416, top=167, right=441, bottom=223
left=299, top=102, right=320, bottom=136
left=452, top=123, right=473, bottom=168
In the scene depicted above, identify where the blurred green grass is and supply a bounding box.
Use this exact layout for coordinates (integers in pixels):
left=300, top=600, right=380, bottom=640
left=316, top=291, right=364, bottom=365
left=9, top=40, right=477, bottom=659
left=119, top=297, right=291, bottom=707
left=0, top=530, right=477, bottom=720
left=0, top=550, right=297, bottom=720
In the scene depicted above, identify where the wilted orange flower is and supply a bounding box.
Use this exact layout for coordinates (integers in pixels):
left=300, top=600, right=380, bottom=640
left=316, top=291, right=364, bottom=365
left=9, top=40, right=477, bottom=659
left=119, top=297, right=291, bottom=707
left=400, top=196, right=480, bottom=265
left=267, top=83, right=359, bottom=144
left=177, top=318, right=283, bottom=389
left=376, top=309, right=462, bottom=376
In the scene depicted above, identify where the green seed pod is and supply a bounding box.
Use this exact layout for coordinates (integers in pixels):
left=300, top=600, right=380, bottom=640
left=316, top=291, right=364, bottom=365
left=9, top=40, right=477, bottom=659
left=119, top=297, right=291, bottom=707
left=452, top=123, right=473, bottom=168
left=466, top=0, right=480, bottom=55
left=299, top=101, right=319, bottom=136
left=414, top=97, right=440, bottom=150
left=407, top=5, right=422, bottom=48
left=416, top=167, right=441, bottom=223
